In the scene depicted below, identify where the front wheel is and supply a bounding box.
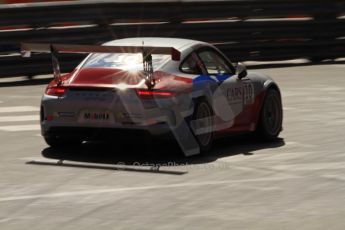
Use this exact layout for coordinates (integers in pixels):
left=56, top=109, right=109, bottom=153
left=257, top=89, right=283, bottom=140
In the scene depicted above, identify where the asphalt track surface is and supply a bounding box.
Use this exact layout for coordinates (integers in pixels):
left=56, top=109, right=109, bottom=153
left=0, top=64, right=345, bottom=230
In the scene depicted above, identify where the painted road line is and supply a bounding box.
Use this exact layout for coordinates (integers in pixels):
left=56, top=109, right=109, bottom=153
left=8, top=95, right=42, bottom=99
left=285, top=142, right=316, bottom=148
left=0, top=175, right=299, bottom=202
left=273, top=162, right=345, bottom=171
left=260, top=151, right=314, bottom=161
left=0, top=124, right=40, bottom=131
left=283, top=107, right=296, bottom=111
left=0, top=115, right=38, bottom=122
left=0, top=106, right=39, bottom=113
left=321, top=174, right=345, bottom=182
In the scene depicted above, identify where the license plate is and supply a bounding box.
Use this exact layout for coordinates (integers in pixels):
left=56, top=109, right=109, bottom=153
left=79, top=110, right=114, bottom=123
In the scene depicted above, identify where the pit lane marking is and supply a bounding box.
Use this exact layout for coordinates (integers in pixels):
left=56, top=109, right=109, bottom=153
left=0, top=124, right=40, bottom=131
left=0, top=115, right=38, bottom=122
left=0, top=106, right=39, bottom=113
left=0, top=106, right=40, bottom=131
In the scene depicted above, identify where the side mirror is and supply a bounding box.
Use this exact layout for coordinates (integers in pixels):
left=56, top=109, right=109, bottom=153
left=235, top=62, right=247, bottom=79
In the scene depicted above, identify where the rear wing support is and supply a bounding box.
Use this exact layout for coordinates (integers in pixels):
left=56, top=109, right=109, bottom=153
left=21, top=43, right=181, bottom=90
left=50, top=45, right=62, bottom=86
left=142, top=47, right=155, bottom=90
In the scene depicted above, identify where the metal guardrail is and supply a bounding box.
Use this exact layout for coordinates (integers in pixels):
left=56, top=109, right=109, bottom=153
left=0, top=0, right=345, bottom=77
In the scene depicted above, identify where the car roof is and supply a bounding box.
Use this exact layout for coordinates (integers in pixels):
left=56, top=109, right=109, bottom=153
left=103, top=37, right=208, bottom=52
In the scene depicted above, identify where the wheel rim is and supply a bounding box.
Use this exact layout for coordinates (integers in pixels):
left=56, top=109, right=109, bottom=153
left=195, top=102, right=212, bottom=146
left=264, top=94, right=281, bottom=135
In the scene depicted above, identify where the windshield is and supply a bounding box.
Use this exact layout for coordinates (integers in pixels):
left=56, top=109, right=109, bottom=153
left=83, top=53, right=170, bottom=71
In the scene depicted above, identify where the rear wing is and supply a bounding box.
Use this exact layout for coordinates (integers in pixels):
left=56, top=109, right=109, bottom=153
left=20, top=43, right=181, bottom=60
left=20, top=42, right=181, bottom=89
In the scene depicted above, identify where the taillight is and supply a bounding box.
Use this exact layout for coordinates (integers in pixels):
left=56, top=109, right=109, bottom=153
left=136, top=89, right=176, bottom=99
left=45, top=86, right=66, bottom=97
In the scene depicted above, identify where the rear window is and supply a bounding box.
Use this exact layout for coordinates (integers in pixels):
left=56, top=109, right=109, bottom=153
left=83, top=53, right=170, bottom=71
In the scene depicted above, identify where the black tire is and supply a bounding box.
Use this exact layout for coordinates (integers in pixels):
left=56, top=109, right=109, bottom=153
left=257, top=89, right=283, bottom=140
left=190, top=100, right=214, bottom=153
left=44, top=136, right=82, bottom=149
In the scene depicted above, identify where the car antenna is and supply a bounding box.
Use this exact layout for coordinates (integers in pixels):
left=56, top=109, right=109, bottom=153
left=142, top=41, right=155, bottom=90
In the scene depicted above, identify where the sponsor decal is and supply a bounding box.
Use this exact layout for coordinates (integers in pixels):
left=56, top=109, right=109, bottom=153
left=226, top=82, right=254, bottom=105
left=243, top=83, right=254, bottom=105
left=226, top=86, right=243, bottom=104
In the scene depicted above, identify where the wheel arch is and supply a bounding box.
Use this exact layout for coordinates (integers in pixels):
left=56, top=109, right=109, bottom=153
left=263, top=80, right=281, bottom=98
left=254, top=80, right=283, bottom=133
left=252, top=80, right=282, bottom=129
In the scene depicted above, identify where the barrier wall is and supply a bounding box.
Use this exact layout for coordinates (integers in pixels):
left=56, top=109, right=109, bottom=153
left=0, top=0, right=344, bottom=77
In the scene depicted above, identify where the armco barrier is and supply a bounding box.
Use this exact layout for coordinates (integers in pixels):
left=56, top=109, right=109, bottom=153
left=0, top=0, right=344, bottom=77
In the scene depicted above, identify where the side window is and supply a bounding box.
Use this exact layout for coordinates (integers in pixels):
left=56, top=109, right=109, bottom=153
left=198, top=50, right=232, bottom=75
left=180, top=54, right=202, bottom=74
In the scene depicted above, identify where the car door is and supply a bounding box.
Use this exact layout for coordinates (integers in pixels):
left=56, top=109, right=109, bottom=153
left=197, top=48, right=253, bottom=131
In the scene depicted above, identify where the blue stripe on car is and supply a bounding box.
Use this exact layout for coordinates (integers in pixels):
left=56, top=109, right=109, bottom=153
left=192, top=74, right=233, bottom=85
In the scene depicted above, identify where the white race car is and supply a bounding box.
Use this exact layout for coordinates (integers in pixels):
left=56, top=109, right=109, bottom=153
left=22, top=37, right=283, bottom=156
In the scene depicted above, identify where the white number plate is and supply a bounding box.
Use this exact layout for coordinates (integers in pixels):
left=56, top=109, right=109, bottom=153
left=79, top=110, right=114, bottom=123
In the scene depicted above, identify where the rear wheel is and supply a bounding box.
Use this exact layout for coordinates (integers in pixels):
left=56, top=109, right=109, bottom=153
left=44, top=136, right=82, bottom=149
left=190, top=100, right=214, bottom=153
left=257, top=89, right=283, bottom=140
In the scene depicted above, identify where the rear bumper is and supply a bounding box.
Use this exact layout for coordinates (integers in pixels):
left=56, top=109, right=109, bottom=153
left=40, top=90, right=195, bottom=141
left=42, top=123, right=174, bottom=141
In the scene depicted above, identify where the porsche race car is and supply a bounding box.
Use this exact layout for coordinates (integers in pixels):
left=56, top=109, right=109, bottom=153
left=21, top=38, right=283, bottom=156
